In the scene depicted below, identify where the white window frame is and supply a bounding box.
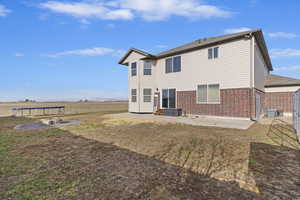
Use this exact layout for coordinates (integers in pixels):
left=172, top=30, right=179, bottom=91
left=143, top=88, right=152, bottom=103
left=208, top=47, right=219, bottom=60
left=131, top=62, right=137, bottom=77
left=143, top=61, right=152, bottom=76
left=131, top=89, right=137, bottom=103
left=165, top=56, right=181, bottom=73
left=196, top=84, right=220, bottom=104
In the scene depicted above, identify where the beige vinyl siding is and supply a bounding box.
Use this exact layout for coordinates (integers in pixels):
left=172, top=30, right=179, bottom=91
left=254, top=43, right=269, bottom=91
left=123, top=51, right=156, bottom=113
left=154, top=38, right=251, bottom=92
left=125, top=52, right=145, bottom=112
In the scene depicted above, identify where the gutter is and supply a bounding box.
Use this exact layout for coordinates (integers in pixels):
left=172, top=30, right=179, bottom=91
left=249, top=33, right=256, bottom=121
left=265, top=84, right=300, bottom=88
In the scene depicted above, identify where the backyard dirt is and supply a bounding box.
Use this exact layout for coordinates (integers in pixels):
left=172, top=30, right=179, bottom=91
left=62, top=112, right=300, bottom=196
left=1, top=106, right=300, bottom=199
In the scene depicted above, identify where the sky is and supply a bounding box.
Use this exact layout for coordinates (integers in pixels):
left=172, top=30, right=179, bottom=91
left=1, top=0, right=300, bottom=101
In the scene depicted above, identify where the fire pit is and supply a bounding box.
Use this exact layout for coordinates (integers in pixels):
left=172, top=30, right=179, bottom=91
left=15, top=118, right=81, bottom=130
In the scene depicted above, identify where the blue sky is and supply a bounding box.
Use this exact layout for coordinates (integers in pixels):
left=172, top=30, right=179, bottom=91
left=1, top=0, right=300, bottom=101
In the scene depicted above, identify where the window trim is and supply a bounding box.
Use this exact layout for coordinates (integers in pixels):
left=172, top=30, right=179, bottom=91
left=165, top=56, right=181, bottom=74
left=208, top=47, right=219, bottom=60
left=131, top=89, right=137, bottom=103
left=213, top=47, right=219, bottom=59
left=131, top=62, right=137, bottom=77
left=162, top=88, right=177, bottom=108
left=196, top=84, right=220, bottom=104
left=143, top=61, right=152, bottom=76
left=143, top=88, right=152, bottom=103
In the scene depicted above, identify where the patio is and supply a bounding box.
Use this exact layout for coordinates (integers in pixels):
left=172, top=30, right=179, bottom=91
left=108, top=113, right=254, bottom=130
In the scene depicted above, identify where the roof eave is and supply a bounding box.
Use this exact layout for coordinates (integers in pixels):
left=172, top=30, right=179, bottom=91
left=265, top=84, right=300, bottom=88
left=252, top=30, right=273, bottom=71
left=118, top=48, right=153, bottom=65
left=155, top=34, right=247, bottom=59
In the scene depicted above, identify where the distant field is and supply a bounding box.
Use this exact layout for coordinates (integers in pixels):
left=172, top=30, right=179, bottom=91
left=0, top=101, right=128, bottom=116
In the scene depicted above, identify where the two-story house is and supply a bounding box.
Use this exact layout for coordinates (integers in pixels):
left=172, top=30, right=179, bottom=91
left=119, top=29, right=300, bottom=120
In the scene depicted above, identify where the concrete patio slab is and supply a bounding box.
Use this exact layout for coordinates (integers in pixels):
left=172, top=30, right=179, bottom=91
left=107, top=113, right=255, bottom=130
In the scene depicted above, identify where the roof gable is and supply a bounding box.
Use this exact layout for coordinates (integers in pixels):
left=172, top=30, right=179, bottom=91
left=118, top=48, right=153, bottom=65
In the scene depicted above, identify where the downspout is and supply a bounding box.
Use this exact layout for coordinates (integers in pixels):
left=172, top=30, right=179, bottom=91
left=138, top=60, right=141, bottom=112
left=249, top=33, right=255, bottom=121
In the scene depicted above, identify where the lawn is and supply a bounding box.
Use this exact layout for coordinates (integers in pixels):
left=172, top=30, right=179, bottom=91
left=1, top=105, right=300, bottom=199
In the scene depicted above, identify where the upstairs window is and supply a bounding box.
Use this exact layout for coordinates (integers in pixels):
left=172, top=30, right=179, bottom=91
left=197, top=84, right=220, bottom=104
left=208, top=47, right=219, bottom=59
left=208, top=48, right=213, bottom=59
left=213, top=47, right=219, bottom=58
left=166, top=58, right=172, bottom=73
left=143, top=61, right=152, bottom=75
left=173, top=56, right=181, bottom=72
left=165, top=56, right=181, bottom=73
left=131, top=89, right=137, bottom=102
left=143, top=88, right=152, bottom=102
left=131, top=62, right=137, bottom=76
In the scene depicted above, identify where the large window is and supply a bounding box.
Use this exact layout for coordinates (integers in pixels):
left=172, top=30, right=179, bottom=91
left=208, top=47, right=219, bottom=59
left=131, top=89, right=137, bottom=102
left=143, top=61, right=152, bottom=75
left=131, top=62, right=137, bottom=76
left=143, top=88, right=152, bottom=102
left=165, top=56, right=181, bottom=73
left=162, top=89, right=176, bottom=108
left=197, top=84, right=220, bottom=104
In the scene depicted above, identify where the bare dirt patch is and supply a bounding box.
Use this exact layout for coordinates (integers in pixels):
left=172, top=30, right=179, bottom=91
left=63, top=112, right=300, bottom=195
left=1, top=117, right=262, bottom=200
left=2, top=108, right=300, bottom=199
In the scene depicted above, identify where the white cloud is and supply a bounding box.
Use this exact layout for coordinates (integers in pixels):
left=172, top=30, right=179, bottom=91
left=275, top=65, right=300, bottom=71
left=40, top=1, right=133, bottom=20
left=270, top=48, right=300, bottom=58
left=268, top=32, right=298, bottom=39
left=40, top=0, right=232, bottom=22
left=0, top=4, right=11, bottom=17
left=115, top=0, right=232, bottom=21
left=47, top=47, right=123, bottom=57
left=15, top=53, right=24, bottom=57
left=224, top=27, right=251, bottom=34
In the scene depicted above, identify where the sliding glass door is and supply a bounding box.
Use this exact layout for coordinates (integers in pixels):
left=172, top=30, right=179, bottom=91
left=162, top=89, right=176, bottom=109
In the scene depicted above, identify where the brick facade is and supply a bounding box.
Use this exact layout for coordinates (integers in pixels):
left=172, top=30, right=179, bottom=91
left=177, top=88, right=252, bottom=118
left=175, top=88, right=293, bottom=118
left=265, top=92, right=294, bottom=113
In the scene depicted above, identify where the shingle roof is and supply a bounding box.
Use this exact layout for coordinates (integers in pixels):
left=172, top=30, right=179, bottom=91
left=119, top=29, right=273, bottom=70
left=265, top=74, right=300, bottom=87
left=156, top=30, right=257, bottom=57
left=118, top=48, right=155, bottom=65
left=153, top=29, right=272, bottom=70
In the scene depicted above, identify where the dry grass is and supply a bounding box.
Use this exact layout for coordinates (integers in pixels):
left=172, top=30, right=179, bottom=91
left=62, top=112, right=300, bottom=193
left=1, top=102, right=300, bottom=199
left=0, top=101, right=128, bottom=116
left=0, top=117, right=262, bottom=199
